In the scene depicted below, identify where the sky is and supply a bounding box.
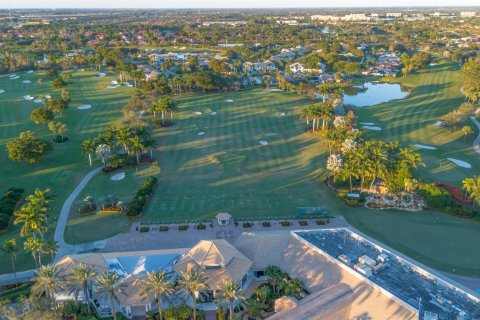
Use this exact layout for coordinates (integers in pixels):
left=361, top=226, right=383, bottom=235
left=2, top=0, right=480, bottom=8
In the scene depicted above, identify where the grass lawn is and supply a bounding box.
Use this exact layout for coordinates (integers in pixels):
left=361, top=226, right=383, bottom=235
left=64, top=165, right=160, bottom=244
left=358, top=60, right=479, bottom=185
left=0, top=69, right=132, bottom=273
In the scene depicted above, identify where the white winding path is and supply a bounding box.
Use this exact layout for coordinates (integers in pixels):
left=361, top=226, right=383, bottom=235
left=470, top=116, right=480, bottom=157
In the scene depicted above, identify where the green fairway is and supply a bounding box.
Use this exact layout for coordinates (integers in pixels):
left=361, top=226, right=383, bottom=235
left=358, top=60, right=479, bottom=185
left=0, top=69, right=132, bottom=273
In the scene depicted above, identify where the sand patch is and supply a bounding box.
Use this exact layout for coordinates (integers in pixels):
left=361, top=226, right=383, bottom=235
left=197, top=131, right=206, bottom=136
left=193, top=111, right=203, bottom=115
left=22, top=80, right=31, bottom=84
left=9, top=74, right=17, bottom=78
left=79, top=69, right=85, bottom=72
left=280, top=112, right=286, bottom=116
left=45, top=95, right=51, bottom=99
left=226, top=99, right=234, bottom=102
left=269, top=89, right=282, bottom=92
left=259, top=141, right=268, bottom=145
left=110, top=80, right=119, bottom=85
left=433, top=121, right=443, bottom=127
left=23, top=95, right=34, bottom=100
left=360, top=122, right=375, bottom=126
left=77, top=105, right=92, bottom=110
left=429, top=63, right=438, bottom=66
left=414, top=144, right=437, bottom=150
left=27, top=70, right=34, bottom=74
left=362, top=125, right=382, bottom=131
left=106, top=85, right=121, bottom=89
left=33, top=99, right=42, bottom=103
left=122, top=82, right=133, bottom=87
left=110, top=172, right=125, bottom=181
left=446, top=158, right=472, bottom=169
left=10, top=76, right=19, bottom=80
left=0, top=90, right=5, bottom=94
left=95, top=73, right=106, bottom=78
left=211, top=111, right=217, bottom=115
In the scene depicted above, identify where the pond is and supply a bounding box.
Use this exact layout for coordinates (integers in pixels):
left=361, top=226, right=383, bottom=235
left=343, top=82, right=409, bottom=107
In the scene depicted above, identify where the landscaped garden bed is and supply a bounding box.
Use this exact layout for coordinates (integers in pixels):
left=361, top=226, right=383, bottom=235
left=126, top=176, right=158, bottom=219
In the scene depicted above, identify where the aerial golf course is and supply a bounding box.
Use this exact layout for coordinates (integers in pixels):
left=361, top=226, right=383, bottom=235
left=0, top=61, right=479, bottom=277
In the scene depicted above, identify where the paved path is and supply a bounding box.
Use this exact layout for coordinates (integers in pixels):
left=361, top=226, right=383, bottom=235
left=470, top=116, right=480, bottom=157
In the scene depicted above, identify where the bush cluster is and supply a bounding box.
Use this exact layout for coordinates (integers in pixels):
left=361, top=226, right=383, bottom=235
left=262, top=221, right=271, bottom=227
left=159, top=226, right=169, bottom=232
left=243, top=222, right=252, bottom=228
left=298, top=220, right=308, bottom=226
left=418, top=183, right=451, bottom=208
left=434, top=183, right=473, bottom=206
left=178, top=225, right=189, bottom=231
left=126, top=176, right=158, bottom=219
left=280, top=221, right=291, bottom=227
left=0, top=188, right=24, bottom=232
left=139, top=226, right=150, bottom=232
left=196, top=223, right=206, bottom=230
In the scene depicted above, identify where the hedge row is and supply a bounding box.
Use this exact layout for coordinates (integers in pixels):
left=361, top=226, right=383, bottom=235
left=126, top=177, right=158, bottom=219
left=0, top=188, right=24, bottom=232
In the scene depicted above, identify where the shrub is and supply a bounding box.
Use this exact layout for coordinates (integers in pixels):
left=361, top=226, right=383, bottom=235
left=316, top=219, right=326, bottom=225
left=418, top=183, right=451, bottom=208
left=110, top=154, right=135, bottom=169
left=0, top=188, right=24, bottom=232
left=280, top=221, right=291, bottom=227
left=448, top=205, right=474, bottom=217
left=434, top=183, right=473, bottom=206
left=0, top=213, right=10, bottom=231
left=140, top=226, right=150, bottom=232
left=243, top=222, right=252, bottom=228
left=262, top=221, right=271, bottom=227
left=126, top=176, right=158, bottom=218
left=159, top=226, right=169, bottom=232
left=298, top=220, right=308, bottom=226
left=196, top=223, right=206, bottom=230
left=178, top=225, right=189, bottom=231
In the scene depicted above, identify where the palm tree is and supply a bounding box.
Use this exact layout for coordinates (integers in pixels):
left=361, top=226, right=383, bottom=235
left=300, top=105, right=312, bottom=127
left=14, top=207, right=47, bottom=238
left=399, top=147, right=425, bottom=169
left=265, top=266, right=286, bottom=295
left=242, top=299, right=267, bottom=320
left=31, top=265, right=64, bottom=310
left=24, top=237, right=44, bottom=267
left=96, top=272, right=126, bottom=320
left=148, top=101, right=160, bottom=117
left=95, top=144, right=112, bottom=168
left=81, top=139, right=96, bottom=166
left=178, top=269, right=208, bottom=320
left=68, top=263, right=97, bottom=313
left=140, top=270, right=174, bottom=320
left=463, top=176, right=480, bottom=206
left=129, top=135, right=145, bottom=164
left=43, top=240, right=59, bottom=261
left=217, top=280, right=245, bottom=320
left=0, top=240, right=18, bottom=285
left=320, top=102, right=334, bottom=130
left=116, top=126, right=133, bottom=153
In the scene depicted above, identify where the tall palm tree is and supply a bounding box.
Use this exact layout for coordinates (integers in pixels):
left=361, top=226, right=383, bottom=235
left=140, top=270, right=174, bottom=320
left=463, top=176, right=480, bottom=206
left=116, top=126, right=133, bottom=153
left=0, top=239, right=18, bottom=285
left=320, top=102, right=334, bottom=130
left=217, top=280, right=245, bottom=320
left=14, top=207, right=47, bottom=238
left=81, top=139, right=97, bottom=166
left=178, top=269, right=208, bottom=320
left=24, top=237, right=44, bottom=267
left=129, top=135, right=145, bottom=164
left=68, top=263, right=97, bottom=314
left=31, top=265, right=64, bottom=310
left=148, top=101, right=160, bottom=118
left=96, top=272, right=126, bottom=320
left=43, top=240, right=59, bottom=261
left=399, top=147, right=425, bottom=169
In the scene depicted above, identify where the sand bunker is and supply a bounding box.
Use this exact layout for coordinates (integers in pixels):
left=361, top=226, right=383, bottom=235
left=414, top=144, right=437, bottom=150
left=33, top=99, right=42, bottom=103
left=259, top=141, right=268, bottom=145
left=211, top=111, right=217, bottom=115
left=95, top=73, right=106, bottom=78
left=429, top=63, right=438, bottom=66
left=111, top=172, right=125, bottom=181
left=23, top=95, right=34, bottom=100
left=360, top=122, right=375, bottom=126
left=45, top=95, right=51, bottom=99
left=197, top=131, right=206, bottom=136
left=362, top=125, right=382, bottom=131
left=79, top=69, right=85, bottom=72
left=9, top=74, right=17, bottom=78
left=77, top=105, right=92, bottom=110
left=22, top=80, right=31, bottom=84
left=10, top=76, right=19, bottom=80
left=193, top=111, right=203, bottom=115
left=110, top=80, right=118, bottom=85
left=433, top=121, right=443, bottom=127
left=226, top=99, right=234, bottom=102
left=280, top=112, right=286, bottom=116
left=270, top=89, right=282, bottom=92
left=106, top=85, right=121, bottom=89
left=27, top=70, right=34, bottom=74
left=0, top=90, right=5, bottom=94
left=122, top=82, right=133, bottom=87
left=446, top=158, right=472, bottom=169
